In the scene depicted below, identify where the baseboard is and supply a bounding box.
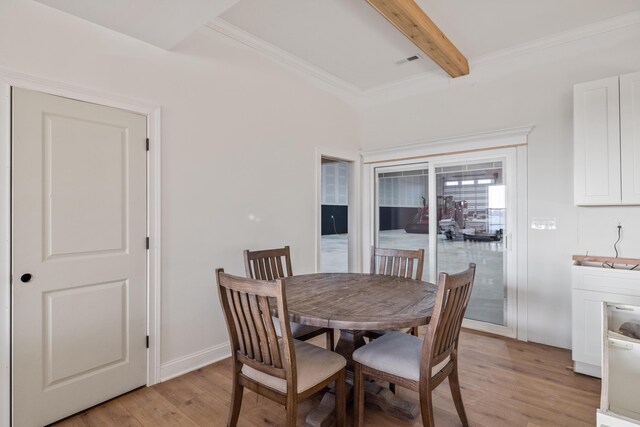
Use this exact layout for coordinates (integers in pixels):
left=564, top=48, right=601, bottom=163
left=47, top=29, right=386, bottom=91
left=160, top=341, right=231, bottom=382
left=574, top=360, right=601, bottom=378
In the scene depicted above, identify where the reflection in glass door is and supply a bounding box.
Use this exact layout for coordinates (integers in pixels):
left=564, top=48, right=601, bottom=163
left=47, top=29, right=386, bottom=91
left=375, top=165, right=429, bottom=279
left=435, top=161, right=507, bottom=326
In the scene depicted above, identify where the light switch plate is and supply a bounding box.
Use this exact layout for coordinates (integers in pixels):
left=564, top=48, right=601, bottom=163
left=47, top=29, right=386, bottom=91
left=531, top=217, right=557, bottom=230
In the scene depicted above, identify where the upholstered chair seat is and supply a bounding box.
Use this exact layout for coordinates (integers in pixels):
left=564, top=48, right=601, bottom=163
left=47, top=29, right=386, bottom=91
left=243, top=339, right=346, bottom=393
left=353, top=331, right=450, bottom=381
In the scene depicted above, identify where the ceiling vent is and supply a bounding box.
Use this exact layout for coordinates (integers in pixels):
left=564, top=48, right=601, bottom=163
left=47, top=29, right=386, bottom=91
left=395, top=54, right=422, bottom=65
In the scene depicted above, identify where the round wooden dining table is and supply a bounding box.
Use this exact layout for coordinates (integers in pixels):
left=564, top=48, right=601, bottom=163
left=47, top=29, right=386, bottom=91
left=282, top=272, right=438, bottom=426
left=284, top=273, right=437, bottom=363
left=285, top=273, right=438, bottom=329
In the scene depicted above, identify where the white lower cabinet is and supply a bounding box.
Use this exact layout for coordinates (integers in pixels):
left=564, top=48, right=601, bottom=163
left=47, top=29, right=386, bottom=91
left=598, top=303, right=640, bottom=427
left=572, top=266, right=640, bottom=377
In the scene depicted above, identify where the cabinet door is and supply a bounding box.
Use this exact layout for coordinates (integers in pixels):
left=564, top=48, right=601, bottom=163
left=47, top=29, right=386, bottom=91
left=621, top=71, right=640, bottom=205
left=573, top=289, right=607, bottom=369
left=574, top=77, right=621, bottom=205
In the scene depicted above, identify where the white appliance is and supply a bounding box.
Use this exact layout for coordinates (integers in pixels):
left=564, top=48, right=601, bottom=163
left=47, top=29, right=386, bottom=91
left=598, top=302, right=640, bottom=427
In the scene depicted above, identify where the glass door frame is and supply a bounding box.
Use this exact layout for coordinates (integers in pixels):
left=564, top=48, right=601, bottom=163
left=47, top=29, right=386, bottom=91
left=370, top=147, right=522, bottom=339
left=430, top=150, right=518, bottom=338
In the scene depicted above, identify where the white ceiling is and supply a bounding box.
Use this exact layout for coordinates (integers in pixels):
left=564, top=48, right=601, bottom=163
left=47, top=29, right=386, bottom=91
left=34, top=0, right=239, bottom=49
left=32, top=0, right=640, bottom=91
left=219, top=0, right=640, bottom=90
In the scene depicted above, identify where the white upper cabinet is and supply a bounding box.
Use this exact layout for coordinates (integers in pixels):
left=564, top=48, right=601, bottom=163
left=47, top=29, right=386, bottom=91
left=621, top=71, right=640, bottom=205
left=574, top=72, right=640, bottom=206
left=574, top=76, right=621, bottom=206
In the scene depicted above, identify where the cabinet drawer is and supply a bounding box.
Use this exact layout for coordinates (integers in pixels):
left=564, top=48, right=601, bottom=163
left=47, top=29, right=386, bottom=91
left=572, top=266, right=640, bottom=295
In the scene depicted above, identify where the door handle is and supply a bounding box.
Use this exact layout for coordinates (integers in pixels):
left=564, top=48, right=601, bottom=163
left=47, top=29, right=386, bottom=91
left=20, top=273, right=32, bottom=283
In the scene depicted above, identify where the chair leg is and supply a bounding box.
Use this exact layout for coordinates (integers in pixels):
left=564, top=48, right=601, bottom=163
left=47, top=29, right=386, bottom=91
left=285, top=398, right=297, bottom=427
left=227, top=374, right=244, bottom=427
left=411, top=326, right=419, bottom=336
left=335, top=370, right=346, bottom=427
left=354, top=363, right=365, bottom=427
left=449, top=362, right=469, bottom=427
left=326, top=329, right=335, bottom=351
left=418, top=386, right=435, bottom=427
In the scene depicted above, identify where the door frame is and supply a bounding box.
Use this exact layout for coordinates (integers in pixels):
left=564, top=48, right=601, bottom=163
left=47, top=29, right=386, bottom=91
left=361, top=127, right=531, bottom=340
left=315, top=147, right=362, bottom=273
left=0, top=68, right=163, bottom=427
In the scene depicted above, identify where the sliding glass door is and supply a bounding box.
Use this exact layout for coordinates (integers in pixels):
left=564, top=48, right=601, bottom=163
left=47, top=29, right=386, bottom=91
left=434, top=160, right=511, bottom=329
left=375, top=164, right=429, bottom=278
left=374, top=151, right=517, bottom=337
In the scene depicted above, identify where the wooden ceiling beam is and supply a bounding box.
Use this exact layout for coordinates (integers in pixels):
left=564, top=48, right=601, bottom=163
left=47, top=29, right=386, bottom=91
left=366, top=0, right=469, bottom=78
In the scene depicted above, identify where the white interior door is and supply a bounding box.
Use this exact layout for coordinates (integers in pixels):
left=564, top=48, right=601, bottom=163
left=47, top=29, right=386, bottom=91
left=12, top=88, right=148, bottom=426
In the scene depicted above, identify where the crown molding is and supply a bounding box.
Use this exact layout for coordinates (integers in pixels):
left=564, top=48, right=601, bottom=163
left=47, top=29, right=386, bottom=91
left=209, top=10, right=640, bottom=106
left=206, top=18, right=364, bottom=104
left=363, top=10, right=640, bottom=102
left=473, top=9, right=640, bottom=68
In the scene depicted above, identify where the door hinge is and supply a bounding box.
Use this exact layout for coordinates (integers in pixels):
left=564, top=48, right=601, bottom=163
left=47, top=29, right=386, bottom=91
left=146, top=237, right=150, bottom=250
left=146, top=138, right=150, bottom=151
left=146, top=335, right=150, bottom=349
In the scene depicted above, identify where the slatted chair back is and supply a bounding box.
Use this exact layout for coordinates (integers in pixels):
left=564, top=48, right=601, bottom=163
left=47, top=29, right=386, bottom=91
left=216, top=269, right=296, bottom=389
left=421, top=263, right=476, bottom=379
left=244, top=246, right=293, bottom=280
left=370, top=246, right=425, bottom=280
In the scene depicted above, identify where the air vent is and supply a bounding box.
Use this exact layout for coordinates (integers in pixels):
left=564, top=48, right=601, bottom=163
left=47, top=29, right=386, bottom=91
left=395, top=54, right=422, bottom=65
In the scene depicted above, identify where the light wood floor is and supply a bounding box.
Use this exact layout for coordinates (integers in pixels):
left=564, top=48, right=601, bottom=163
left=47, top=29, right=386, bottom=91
left=53, top=330, right=600, bottom=427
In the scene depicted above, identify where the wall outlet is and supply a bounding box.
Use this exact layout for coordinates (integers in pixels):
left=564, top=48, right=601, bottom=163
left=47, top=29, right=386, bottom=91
left=615, top=219, right=623, bottom=228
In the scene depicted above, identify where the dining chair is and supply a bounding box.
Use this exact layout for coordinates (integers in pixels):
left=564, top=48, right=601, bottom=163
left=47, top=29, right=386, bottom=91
left=216, top=269, right=346, bottom=427
left=369, top=246, right=425, bottom=336
left=353, top=263, right=476, bottom=427
left=370, top=246, right=425, bottom=280
left=244, top=246, right=335, bottom=349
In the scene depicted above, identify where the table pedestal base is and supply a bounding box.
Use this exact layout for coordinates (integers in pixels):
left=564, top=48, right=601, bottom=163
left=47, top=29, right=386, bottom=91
left=304, top=330, right=419, bottom=427
left=362, top=381, right=420, bottom=421
left=334, top=329, right=365, bottom=370
left=304, top=390, right=339, bottom=427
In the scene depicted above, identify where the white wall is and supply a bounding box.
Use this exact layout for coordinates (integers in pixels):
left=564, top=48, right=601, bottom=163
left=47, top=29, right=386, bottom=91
left=3, top=0, right=638, bottom=370
left=0, top=0, right=359, bottom=365
left=361, top=26, right=640, bottom=349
